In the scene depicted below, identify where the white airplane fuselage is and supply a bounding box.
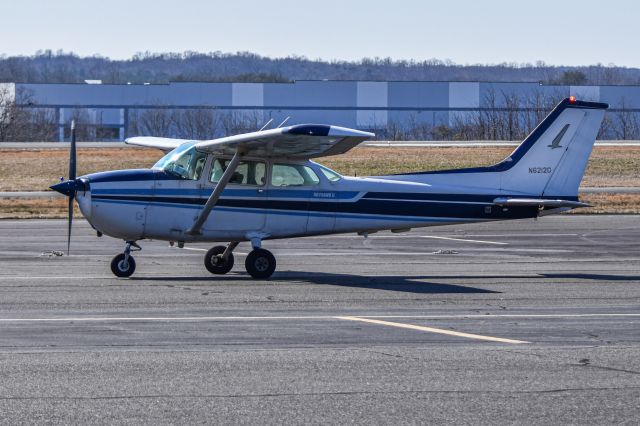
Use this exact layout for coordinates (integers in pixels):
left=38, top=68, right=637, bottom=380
left=76, top=156, right=540, bottom=244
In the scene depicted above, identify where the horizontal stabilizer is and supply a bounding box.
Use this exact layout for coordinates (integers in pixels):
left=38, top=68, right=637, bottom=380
left=493, top=197, right=591, bottom=209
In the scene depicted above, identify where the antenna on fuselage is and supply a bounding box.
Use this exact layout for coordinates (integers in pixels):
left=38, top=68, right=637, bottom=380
left=276, top=116, right=291, bottom=128
left=258, top=118, right=274, bottom=132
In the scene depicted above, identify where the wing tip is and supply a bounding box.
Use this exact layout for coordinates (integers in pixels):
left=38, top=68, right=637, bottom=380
left=284, top=124, right=375, bottom=139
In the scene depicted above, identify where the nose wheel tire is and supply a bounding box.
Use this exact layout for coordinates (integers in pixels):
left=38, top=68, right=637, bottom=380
left=204, top=246, right=235, bottom=275
left=110, top=253, right=136, bottom=277
left=245, top=248, right=276, bottom=279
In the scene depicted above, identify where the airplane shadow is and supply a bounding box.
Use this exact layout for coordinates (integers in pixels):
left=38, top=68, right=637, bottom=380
left=542, top=273, right=640, bottom=281
left=131, top=272, right=499, bottom=294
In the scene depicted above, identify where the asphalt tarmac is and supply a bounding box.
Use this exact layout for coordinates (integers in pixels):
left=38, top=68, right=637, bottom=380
left=0, top=216, right=639, bottom=425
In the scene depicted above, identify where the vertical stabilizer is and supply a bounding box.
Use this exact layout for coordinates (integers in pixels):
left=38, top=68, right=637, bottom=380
left=385, top=98, right=608, bottom=198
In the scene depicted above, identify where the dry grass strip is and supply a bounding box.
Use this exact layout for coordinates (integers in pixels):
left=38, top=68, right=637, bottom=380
left=0, top=145, right=638, bottom=218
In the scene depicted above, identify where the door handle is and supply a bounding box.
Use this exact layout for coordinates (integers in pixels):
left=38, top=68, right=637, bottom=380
left=257, top=189, right=264, bottom=193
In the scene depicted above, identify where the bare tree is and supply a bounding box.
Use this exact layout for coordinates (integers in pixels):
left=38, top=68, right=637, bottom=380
left=219, top=110, right=263, bottom=135
left=173, top=108, right=220, bottom=140
left=383, top=119, right=408, bottom=141
left=406, top=113, right=433, bottom=140
left=613, top=99, right=640, bottom=140
left=0, top=84, right=17, bottom=141
left=0, top=86, right=57, bottom=141
left=128, top=108, right=174, bottom=137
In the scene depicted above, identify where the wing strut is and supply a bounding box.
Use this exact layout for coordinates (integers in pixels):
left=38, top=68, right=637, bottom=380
left=186, top=148, right=244, bottom=235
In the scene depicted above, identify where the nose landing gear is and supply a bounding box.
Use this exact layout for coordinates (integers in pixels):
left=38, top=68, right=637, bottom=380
left=204, top=242, right=238, bottom=275
left=110, top=241, right=141, bottom=277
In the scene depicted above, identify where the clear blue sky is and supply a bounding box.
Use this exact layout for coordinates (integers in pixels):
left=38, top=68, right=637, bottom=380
left=2, top=0, right=638, bottom=66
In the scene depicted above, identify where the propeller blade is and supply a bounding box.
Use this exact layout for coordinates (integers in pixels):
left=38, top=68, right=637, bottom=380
left=69, top=120, right=77, bottom=180
left=67, top=120, right=76, bottom=255
left=67, top=193, right=74, bottom=255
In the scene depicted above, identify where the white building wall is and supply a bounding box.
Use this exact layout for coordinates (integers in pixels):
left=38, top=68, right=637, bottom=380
left=357, top=82, right=388, bottom=129
left=448, top=82, right=480, bottom=126
left=570, top=85, right=600, bottom=102
left=231, top=83, right=264, bottom=106
left=232, top=83, right=265, bottom=123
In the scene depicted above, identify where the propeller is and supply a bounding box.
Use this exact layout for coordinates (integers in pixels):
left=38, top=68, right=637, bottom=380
left=50, top=120, right=77, bottom=255
left=67, top=120, right=77, bottom=254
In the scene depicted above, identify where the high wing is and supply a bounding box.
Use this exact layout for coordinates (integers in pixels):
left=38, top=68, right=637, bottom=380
left=180, top=124, right=374, bottom=236
left=126, top=125, right=374, bottom=159
left=125, top=136, right=194, bottom=152
left=195, top=124, right=375, bottom=159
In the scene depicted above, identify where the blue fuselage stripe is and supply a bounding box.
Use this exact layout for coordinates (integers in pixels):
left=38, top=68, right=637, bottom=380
left=92, top=198, right=477, bottom=223
left=91, top=192, right=538, bottom=221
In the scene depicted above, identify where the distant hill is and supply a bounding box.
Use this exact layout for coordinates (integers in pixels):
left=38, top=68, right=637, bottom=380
left=1, top=50, right=639, bottom=85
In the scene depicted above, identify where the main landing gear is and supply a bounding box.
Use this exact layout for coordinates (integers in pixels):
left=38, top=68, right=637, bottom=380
left=203, top=241, right=276, bottom=279
left=110, top=241, right=141, bottom=277
left=108, top=240, right=277, bottom=279
left=244, top=248, right=276, bottom=279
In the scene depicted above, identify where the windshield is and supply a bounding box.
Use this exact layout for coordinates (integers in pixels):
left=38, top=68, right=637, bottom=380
left=153, top=142, right=207, bottom=180
left=317, top=164, right=342, bottom=182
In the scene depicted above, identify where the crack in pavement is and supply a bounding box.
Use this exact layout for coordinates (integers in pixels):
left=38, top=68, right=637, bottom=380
left=1, top=386, right=640, bottom=400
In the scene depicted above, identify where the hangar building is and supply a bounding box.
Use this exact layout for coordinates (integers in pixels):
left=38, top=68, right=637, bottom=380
left=3, top=80, right=639, bottom=141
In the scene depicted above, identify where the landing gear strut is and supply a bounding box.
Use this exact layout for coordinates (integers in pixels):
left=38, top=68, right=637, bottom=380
left=110, top=241, right=141, bottom=277
left=204, top=242, right=238, bottom=275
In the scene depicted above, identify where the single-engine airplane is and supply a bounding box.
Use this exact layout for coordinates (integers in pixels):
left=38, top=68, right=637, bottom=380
left=51, top=97, right=607, bottom=279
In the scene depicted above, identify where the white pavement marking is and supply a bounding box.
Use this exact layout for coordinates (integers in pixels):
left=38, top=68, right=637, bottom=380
left=337, top=316, right=529, bottom=344
left=0, top=276, right=112, bottom=280
left=1, top=313, right=638, bottom=322
left=309, top=234, right=514, bottom=245
left=460, top=233, right=578, bottom=238
left=419, top=235, right=508, bottom=245
left=174, top=247, right=249, bottom=255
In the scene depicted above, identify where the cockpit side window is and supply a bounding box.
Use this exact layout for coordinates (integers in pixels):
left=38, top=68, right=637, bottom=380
left=210, top=158, right=266, bottom=186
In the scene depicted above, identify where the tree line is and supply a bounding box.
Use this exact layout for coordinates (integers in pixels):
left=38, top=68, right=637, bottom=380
left=0, top=50, right=639, bottom=85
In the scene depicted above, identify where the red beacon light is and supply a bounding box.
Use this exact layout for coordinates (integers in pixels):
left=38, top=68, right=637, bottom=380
left=569, top=96, right=576, bottom=103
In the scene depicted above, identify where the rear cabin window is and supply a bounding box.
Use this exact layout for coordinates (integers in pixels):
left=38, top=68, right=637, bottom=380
left=271, top=164, right=320, bottom=187
left=210, top=159, right=266, bottom=186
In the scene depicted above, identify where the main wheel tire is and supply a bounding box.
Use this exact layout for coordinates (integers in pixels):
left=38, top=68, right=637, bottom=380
left=110, top=253, right=136, bottom=277
left=204, top=246, right=234, bottom=275
left=245, top=248, right=276, bottom=279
